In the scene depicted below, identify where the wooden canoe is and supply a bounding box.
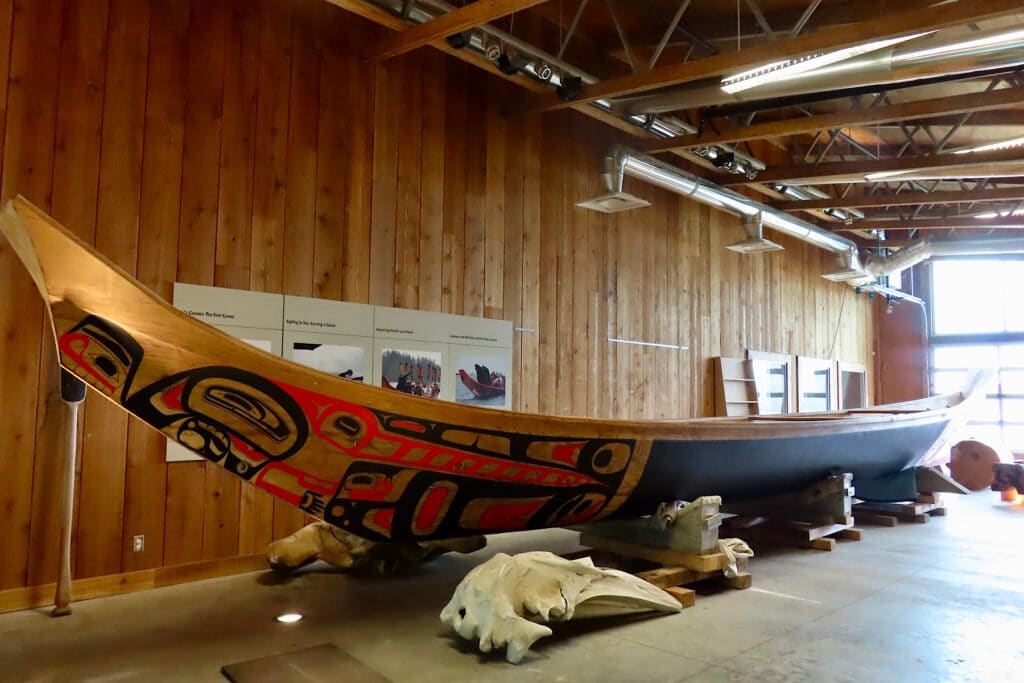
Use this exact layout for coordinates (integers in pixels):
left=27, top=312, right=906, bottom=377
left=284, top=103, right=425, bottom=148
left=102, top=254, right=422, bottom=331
left=458, top=369, right=506, bottom=400
left=0, top=197, right=983, bottom=542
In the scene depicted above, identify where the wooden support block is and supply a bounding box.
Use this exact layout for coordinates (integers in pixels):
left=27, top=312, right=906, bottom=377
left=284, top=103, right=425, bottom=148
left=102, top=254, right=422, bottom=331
left=634, top=566, right=701, bottom=589
left=722, top=518, right=844, bottom=551
left=665, top=586, right=696, bottom=608
left=929, top=507, right=948, bottom=517
left=576, top=496, right=722, bottom=555
left=560, top=550, right=593, bottom=562
left=721, top=474, right=853, bottom=525
left=915, top=467, right=968, bottom=495
left=836, top=528, right=863, bottom=541
left=853, top=511, right=898, bottom=526
left=579, top=532, right=727, bottom=572
left=722, top=572, right=752, bottom=590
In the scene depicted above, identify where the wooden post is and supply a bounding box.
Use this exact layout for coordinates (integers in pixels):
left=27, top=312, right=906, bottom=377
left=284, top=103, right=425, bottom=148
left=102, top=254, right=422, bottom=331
left=52, top=369, right=86, bottom=617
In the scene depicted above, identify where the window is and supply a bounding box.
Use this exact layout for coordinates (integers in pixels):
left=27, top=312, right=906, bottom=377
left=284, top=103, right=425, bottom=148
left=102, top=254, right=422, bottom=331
left=748, top=350, right=794, bottom=415
left=837, top=361, right=868, bottom=410
left=929, top=257, right=1024, bottom=453
left=931, top=259, right=1024, bottom=335
left=797, top=356, right=833, bottom=412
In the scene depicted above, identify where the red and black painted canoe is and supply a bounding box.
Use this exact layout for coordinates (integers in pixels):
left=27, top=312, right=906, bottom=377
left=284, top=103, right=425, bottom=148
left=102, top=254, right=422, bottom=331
left=0, top=197, right=986, bottom=542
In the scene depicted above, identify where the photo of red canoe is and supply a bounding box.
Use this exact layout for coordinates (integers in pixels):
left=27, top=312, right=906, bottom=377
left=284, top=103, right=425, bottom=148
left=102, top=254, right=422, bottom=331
left=458, top=369, right=506, bottom=400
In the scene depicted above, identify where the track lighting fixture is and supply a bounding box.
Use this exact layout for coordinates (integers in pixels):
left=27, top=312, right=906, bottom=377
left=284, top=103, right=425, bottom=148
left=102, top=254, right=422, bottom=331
left=445, top=31, right=472, bottom=50
left=710, top=152, right=736, bottom=169
left=497, top=52, right=519, bottom=75
left=534, top=63, right=554, bottom=82
left=495, top=46, right=528, bottom=75
left=482, top=37, right=502, bottom=62
left=556, top=76, right=583, bottom=102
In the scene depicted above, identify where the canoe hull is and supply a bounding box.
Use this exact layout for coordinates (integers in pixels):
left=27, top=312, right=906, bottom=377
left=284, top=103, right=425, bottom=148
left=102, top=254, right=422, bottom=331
left=0, top=197, right=975, bottom=543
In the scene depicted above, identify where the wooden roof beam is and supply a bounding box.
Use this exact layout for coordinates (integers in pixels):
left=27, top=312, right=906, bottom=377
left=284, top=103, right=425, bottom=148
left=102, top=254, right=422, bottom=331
left=362, top=0, right=552, bottom=62
left=878, top=231, right=1024, bottom=246
left=724, top=147, right=1024, bottom=186
left=643, top=86, right=1024, bottom=153
left=846, top=215, right=1024, bottom=231
left=513, top=0, right=1023, bottom=115
left=777, top=186, right=1024, bottom=211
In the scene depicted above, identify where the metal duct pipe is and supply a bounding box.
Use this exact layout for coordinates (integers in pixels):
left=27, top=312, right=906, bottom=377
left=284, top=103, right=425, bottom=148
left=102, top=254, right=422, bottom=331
left=864, top=238, right=1024, bottom=276
left=622, top=26, right=1024, bottom=116
left=598, top=148, right=1024, bottom=291
left=600, top=146, right=864, bottom=264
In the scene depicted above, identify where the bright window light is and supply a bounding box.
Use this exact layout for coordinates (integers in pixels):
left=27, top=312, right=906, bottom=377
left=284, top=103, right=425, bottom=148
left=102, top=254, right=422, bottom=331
left=930, top=259, right=1024, bottom=453
left=932, top=259, right=1024, bottom=335
left=721, top=33, right=929, bottom=94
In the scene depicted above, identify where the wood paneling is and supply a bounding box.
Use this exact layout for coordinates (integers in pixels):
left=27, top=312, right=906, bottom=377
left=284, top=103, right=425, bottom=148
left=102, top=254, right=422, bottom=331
left=0, top=0, right=874, bottom=601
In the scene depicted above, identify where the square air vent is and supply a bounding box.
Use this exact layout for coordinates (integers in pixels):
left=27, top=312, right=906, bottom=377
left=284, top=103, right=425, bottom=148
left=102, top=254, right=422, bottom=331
left=726, top=238, right=784, bottom=254
left=822, top=267, right=872, bottom=283
left=576, top=192, right=651, bottom=213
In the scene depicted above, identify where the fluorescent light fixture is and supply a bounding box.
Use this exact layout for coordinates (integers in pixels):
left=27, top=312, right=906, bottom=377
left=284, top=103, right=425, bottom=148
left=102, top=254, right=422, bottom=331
left=721, top=33, right=930, bottom=94
left=894, top=27, right=1024, bottom=63
left=974, top=209, right=1024, bottom=219
left=608, top=337, right=688, bottom=350
left=952, top=135, right=1024, bottom=155
left=864, top=169, right=914, bottom=182
left=276, top=613, right=303, bottom=623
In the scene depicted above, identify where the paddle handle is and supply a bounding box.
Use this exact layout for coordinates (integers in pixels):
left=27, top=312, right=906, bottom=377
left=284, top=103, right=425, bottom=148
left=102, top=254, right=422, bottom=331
left=52, top=369, right=86, bottom=617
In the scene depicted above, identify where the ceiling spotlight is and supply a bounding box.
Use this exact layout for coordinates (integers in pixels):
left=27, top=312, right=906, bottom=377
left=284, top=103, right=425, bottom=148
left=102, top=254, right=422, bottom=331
left=556, top=76, right=583, bottom=102
left=445, top=31, right=472, bottom=50
left=710, top=152, right=736, bottom=170
left=482, top=37, right=502, bottom=62
left=497, top=47, right=528, bottom=75
left=276, top=613, right=303, bottom=624
left=535, top=63, right=554, bottom=82
left=497, top=53, right=518, bottom=75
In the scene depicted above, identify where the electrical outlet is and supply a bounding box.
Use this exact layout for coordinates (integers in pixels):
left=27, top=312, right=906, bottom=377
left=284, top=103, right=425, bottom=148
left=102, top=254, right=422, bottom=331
left=132, top=535, right=144, bottom=552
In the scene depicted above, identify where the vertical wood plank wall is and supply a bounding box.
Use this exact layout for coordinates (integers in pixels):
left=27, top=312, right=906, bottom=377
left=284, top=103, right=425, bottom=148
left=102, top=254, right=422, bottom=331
left=0, top=0, right=873, bottom=597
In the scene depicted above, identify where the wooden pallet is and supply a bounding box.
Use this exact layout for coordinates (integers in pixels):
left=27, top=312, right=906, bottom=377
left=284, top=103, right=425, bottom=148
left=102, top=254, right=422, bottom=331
left=716, top=473, right=860, bottom=551
left=853, top=493, right=947, bottom=525
left=721, top=515, right=861, bottom=552
left=576, top=494, right=750, bottom=608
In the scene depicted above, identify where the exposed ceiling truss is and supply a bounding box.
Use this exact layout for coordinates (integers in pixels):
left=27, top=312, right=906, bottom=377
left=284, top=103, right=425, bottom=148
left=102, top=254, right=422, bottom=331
left=325, top=0, right=1024, bottom=250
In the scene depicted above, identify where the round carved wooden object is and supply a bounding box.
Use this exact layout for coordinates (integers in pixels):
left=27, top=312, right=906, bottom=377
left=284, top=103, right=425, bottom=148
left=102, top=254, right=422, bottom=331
left=948, top=440, right=1007, bottom=491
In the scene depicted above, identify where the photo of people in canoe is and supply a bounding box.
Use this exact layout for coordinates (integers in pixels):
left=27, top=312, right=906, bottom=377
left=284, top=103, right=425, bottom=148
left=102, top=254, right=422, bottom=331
left=455, top=352, right=509, bottom=408
left=381, top=348, right=442, bottom=399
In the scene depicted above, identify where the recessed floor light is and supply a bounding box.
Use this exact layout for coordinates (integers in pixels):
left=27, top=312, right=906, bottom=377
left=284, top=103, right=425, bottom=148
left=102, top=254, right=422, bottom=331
left=276, top=613, right=303, bottom=624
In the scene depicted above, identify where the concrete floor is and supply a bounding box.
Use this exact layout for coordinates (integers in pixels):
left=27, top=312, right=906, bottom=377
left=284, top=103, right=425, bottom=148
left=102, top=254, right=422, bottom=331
left=2, top=493, right=1023, bottom=682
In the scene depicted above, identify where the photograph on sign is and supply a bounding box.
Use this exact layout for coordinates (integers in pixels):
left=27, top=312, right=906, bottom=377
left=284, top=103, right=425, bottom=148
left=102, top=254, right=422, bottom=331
left=380, top=348, right=443, bottom=399
left=453, top=348, right=511, bottom=408
left=291, top=341, right=365, bottom=382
